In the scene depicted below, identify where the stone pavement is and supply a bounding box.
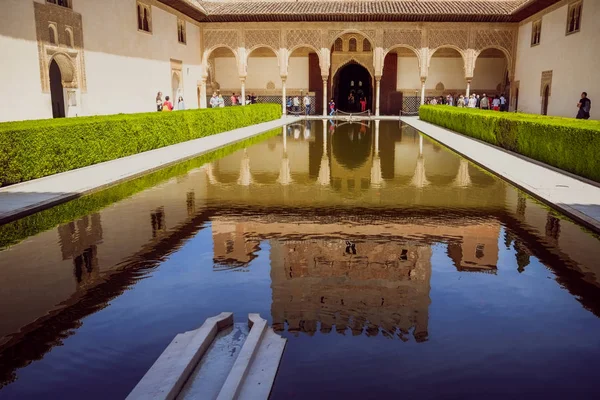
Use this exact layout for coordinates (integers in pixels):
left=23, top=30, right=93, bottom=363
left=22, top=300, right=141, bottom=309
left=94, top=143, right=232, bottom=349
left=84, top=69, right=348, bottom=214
left=401, top=116, right=600, bottom=233
left=0, top=116, right=300, bottom=224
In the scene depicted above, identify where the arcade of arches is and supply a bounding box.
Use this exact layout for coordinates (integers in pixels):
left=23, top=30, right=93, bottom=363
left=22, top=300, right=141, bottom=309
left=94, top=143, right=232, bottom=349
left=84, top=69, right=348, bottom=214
left=203, top=26, right=513, bottom=116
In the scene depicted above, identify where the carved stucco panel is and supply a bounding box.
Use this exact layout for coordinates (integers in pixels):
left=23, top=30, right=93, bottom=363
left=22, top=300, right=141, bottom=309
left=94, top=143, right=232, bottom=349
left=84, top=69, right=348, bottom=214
left=473, top=29, right=515, bottom=54
left=245, top=29, right=280, bottom=52
left=428, top=29, right=469, bottom=51
left=383, top=29, right=422, bottom=52
left=286, top=29, right=322, bottom=52
left=204, top=29, right=239, bottom=52
left=328, top=29, right=376, bottom=47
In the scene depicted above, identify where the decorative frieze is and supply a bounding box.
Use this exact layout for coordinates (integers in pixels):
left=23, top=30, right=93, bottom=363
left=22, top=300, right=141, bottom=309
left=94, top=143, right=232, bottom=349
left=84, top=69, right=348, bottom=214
left=204, top=29, right=239, bottom=51
left=383, top=29, right=422, bottom=52
left=286, top=29, right=322, bottom=52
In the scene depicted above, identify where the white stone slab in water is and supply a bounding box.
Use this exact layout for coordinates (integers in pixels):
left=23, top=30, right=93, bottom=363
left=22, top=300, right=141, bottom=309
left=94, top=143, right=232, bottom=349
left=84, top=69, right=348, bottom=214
left=177, top=323, right=249, bottom=400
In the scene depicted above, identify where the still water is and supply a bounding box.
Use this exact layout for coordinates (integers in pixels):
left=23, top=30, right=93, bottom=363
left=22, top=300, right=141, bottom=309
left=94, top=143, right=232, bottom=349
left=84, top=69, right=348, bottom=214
left=0, top=120, right=599, bottom=399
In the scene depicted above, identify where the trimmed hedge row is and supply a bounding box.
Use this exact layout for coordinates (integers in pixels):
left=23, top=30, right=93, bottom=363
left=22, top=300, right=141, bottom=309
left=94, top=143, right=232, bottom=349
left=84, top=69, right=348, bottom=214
left=0, top=128, right=281, bottom=250
left=419, top=105, right=600, bottom=182
left=0, top=104, right=281, bottom=186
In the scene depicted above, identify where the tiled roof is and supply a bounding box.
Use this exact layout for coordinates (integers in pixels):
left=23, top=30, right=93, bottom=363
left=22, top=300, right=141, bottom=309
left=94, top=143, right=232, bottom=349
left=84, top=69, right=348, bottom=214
left=160, top=0, right=561, bottom=23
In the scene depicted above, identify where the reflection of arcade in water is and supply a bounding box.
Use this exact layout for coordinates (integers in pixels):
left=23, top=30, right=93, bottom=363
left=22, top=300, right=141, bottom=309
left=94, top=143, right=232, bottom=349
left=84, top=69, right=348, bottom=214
left=206, top=120, right=504, bottom=208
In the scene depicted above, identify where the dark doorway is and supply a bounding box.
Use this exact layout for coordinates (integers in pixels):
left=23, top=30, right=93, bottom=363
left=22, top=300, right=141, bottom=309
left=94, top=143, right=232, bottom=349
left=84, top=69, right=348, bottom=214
left=515, top=88, right=519, bottom=112
left=542, top=85, right=550, bottom=115
left=50, top=59, right=65, bottom=118
left=333, top=62, right=372, bottom=113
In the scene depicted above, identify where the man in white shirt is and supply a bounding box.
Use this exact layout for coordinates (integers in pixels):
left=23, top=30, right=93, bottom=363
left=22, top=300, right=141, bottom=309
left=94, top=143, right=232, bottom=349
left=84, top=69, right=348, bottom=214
left=500, top=94, right=507, bottom=112
left=303, top=94, right=311, bottom=115
left=293, top=96, right=300, bottom=114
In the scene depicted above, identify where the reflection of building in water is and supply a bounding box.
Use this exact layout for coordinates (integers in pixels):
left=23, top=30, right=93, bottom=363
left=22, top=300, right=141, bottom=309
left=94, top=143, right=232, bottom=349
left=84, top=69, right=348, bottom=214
left=210, top=215, right=504, bottom=341
left=446, top=224, right=500, bottom=273
left=58, top=213, right=103, bottom=289
left=270, top=240, right=431, bottom=342
left=212, top=222, right=261, bottom=270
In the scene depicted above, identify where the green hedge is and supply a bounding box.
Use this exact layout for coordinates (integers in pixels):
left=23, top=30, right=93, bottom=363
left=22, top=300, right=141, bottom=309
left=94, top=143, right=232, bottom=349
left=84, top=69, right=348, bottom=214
left=419, top=105, right=600, bottom=182
left=0, top=128, right=280, bottom=250
left=0, top=104, right=281, bottom=186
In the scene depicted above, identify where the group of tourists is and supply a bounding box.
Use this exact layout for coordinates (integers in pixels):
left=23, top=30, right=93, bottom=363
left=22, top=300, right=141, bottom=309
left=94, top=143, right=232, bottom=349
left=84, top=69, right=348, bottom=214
left=427, top=93, right=507, bottom=111
left=210, top=92, right=257, bottom=108
left=155, top=92, right=185, bottom=112
left=286, top=93, right=312, bottom=115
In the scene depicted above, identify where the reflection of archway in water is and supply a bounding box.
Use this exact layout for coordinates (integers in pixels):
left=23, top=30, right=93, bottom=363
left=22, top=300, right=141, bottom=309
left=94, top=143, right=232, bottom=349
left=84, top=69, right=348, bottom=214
left=50, top=59, right=65, bottom=118
left=332, top=122, right=372, bottom=170
left=333, top=62, right=372, bottom=113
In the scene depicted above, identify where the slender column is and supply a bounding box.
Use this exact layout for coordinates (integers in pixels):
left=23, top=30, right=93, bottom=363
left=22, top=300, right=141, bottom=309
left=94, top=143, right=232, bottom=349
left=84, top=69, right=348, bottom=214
left=375, top=77, right=381, bottom=116
left=282, top=125, right=287, bottom=153
left=281, top=77, right=287, bottom=116
left=240, top=78, right=246, bottom=106
left=419, top=135, right=423, bottom=156
left=200, top=78, right=207, bottom=109
left=466, top=79, right=472, bottom=99
left=322, top=77, right=328, bottom=116
left=420, top=78, right=426, bottom=105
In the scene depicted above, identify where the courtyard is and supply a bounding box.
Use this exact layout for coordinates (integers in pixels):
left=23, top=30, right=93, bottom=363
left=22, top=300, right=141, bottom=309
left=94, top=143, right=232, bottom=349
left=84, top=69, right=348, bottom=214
left=1, top=1, right=600, bottom=399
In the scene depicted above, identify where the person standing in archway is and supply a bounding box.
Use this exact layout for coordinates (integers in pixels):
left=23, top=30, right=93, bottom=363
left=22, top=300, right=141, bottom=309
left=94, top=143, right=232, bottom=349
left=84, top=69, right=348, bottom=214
left=156, top=92, right=163, bottom=111
left=360, top=96, right=367, bottom=112
left=329, top=98, right=336, bottom=116
left=577, top=92, right=591, bottom=119
left=303, top=93, right=311, bottom=115
left=177, top=96, right=185, bottom=110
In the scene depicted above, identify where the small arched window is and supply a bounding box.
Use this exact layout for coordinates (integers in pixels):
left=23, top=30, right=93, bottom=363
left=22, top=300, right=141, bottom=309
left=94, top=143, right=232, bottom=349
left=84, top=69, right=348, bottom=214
left=334, top=38, right=343, bottom=52
left=137, top=5, right=143, bottom=30
left=348, top=38, right=357, bottom=52
left=566, top=1, right=582, bottom=34
left=177, top=19, right=186, bottom=44
left=66, top=28, right=74, bottom=48
left=362, top=38, right=371, bottom=52
left=48, top=25, right=57, bottom=45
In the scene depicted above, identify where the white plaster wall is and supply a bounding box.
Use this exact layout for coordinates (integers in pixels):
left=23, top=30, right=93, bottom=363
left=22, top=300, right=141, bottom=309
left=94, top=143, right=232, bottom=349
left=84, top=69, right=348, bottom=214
left=427, top=57, right=466, bottom=90
left=76, top=0, right=203, bottom=115
left=397, top=56, right=420, bottom=90
left=0, top=0, right=203, bottom=122
left=0, top=0, right=52, bottom=122
left=514, top=1, right=600, bottom=119
left=214, top=56, right=309, bottom=90
left=472, top=58, right=507, bottom=91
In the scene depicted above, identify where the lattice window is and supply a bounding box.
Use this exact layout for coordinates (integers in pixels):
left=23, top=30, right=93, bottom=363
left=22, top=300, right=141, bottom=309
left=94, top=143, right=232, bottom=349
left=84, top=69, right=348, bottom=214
left=334, top=38, right=343, bottom=52
left=48, top=24, right=58, bottom=45
left=566, top=1, right=583, bottom=34
left=348, top=38, right=357, bottom=52
left=531, top=20, right=542, bottom=46
left=177, top=18, right=186, bottom=44
left=47, top=0, right=71, bottom=8
left=137, top=2, right=151, bottom=33
left=362, top=38, right=371, bottom=52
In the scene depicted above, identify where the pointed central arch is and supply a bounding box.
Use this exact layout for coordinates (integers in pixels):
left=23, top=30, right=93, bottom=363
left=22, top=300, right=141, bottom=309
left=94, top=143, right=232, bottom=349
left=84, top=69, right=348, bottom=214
left=332, top=60, right=373, bottom=113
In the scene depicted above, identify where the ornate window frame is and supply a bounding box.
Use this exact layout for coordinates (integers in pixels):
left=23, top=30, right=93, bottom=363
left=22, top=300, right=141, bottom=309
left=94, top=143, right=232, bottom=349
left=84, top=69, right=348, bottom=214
left=48, top=23, right=58, bottom=45
left=177, top=18, right=186, bottom=44
left=531, top=20, right=542, bottom=46
left=566, top=0, right=583, bottom=35
left=137, top=1, right=152, bottom=34
left=65, top=26, right=74, bottom=48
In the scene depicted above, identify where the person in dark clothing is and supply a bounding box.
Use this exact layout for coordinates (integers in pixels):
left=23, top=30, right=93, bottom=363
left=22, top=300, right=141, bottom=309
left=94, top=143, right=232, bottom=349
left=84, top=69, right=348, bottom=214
left=576, top=92, right=591, bottom=120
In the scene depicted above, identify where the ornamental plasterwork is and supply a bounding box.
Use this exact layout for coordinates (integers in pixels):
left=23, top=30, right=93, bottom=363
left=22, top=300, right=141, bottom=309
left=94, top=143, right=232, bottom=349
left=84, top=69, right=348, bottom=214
left=34, top=2, right=86, bottom=93
left=245, top=29, right=280, bottom=53
left=285, top=29, right=322, bottom=53
left=472, top=29, right=515, bottom=54
left=204, top=29, right=239, bottom=52
left=428, top=29, right=469, bottom=51
left=383, top=29, right=422, bottom=52
left=328, top=29, right=376, bottom=47
left=540, top=70, right=553, bottom=96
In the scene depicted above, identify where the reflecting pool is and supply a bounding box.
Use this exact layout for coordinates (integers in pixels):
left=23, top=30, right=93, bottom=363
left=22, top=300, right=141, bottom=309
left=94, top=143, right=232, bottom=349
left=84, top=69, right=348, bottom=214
left=0, top=120, right=599, bottom=399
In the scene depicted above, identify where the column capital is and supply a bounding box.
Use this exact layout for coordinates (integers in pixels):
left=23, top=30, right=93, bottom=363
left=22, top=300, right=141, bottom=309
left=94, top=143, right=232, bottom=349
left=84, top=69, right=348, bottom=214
left=420, top=77, right=427, bottom=84
left=321, top=75, right=328, bottom=82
